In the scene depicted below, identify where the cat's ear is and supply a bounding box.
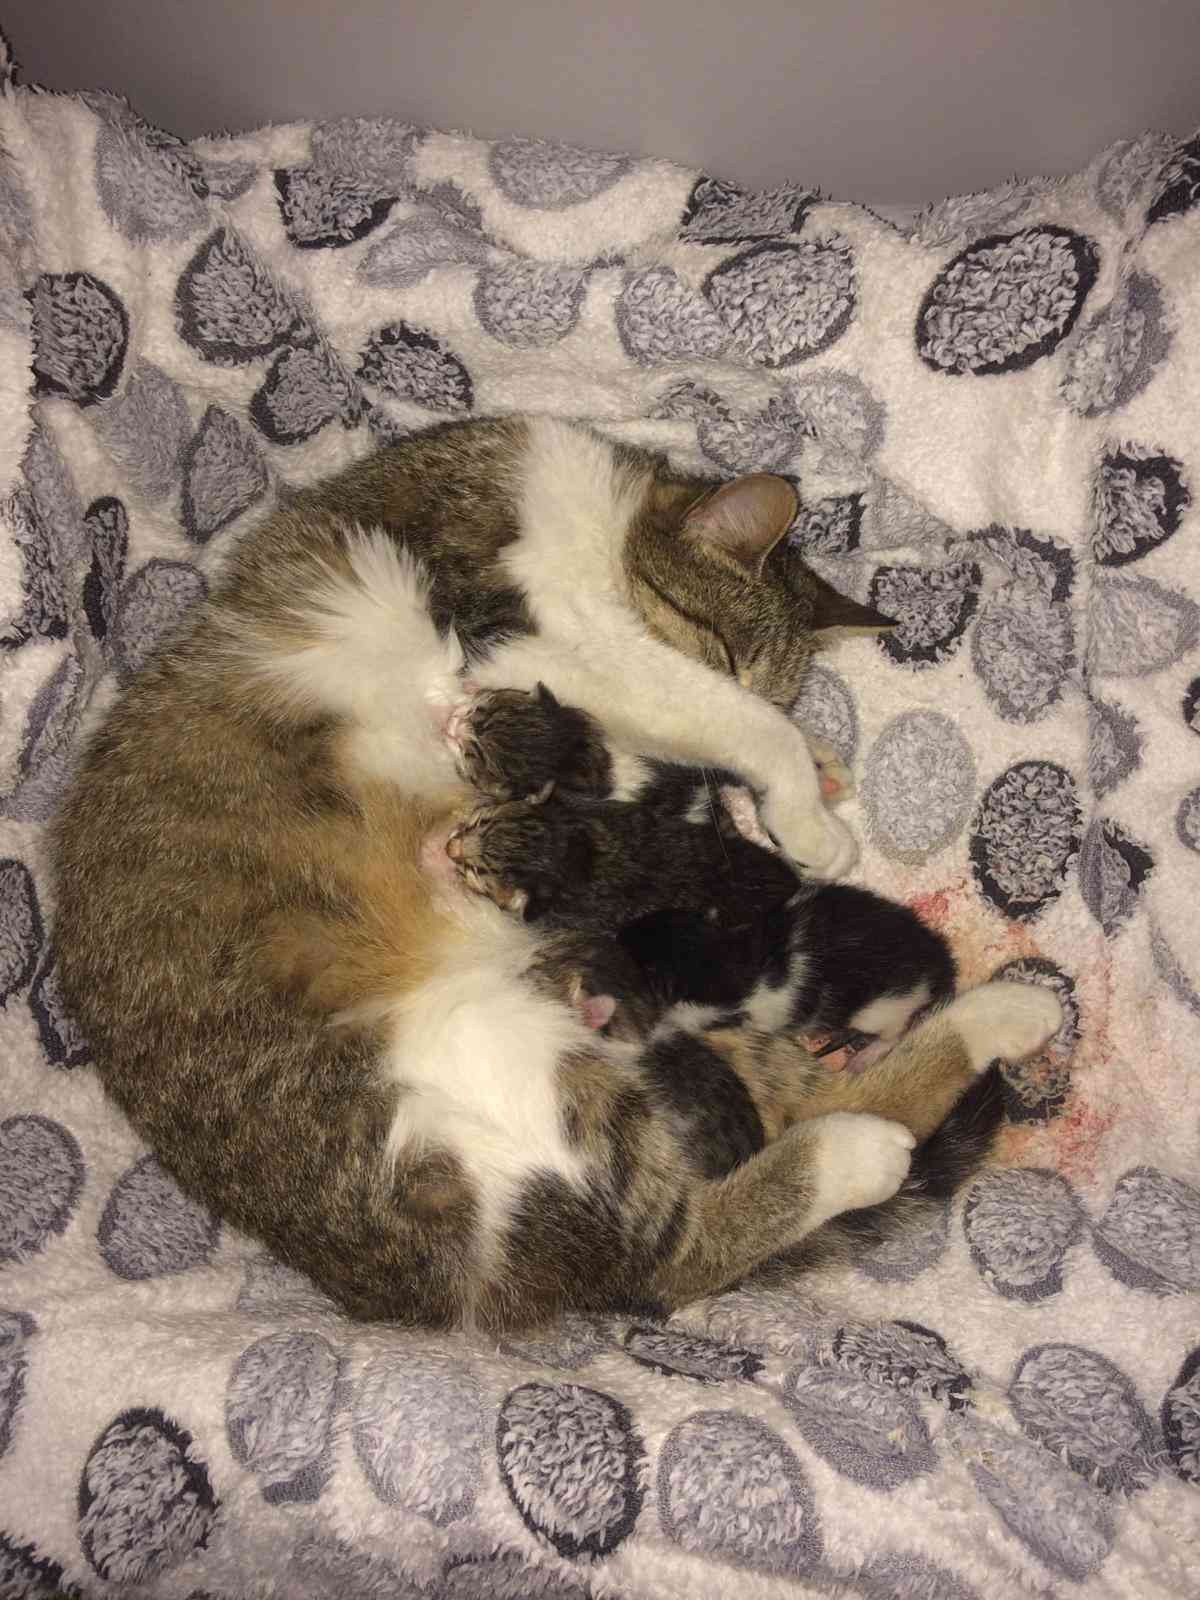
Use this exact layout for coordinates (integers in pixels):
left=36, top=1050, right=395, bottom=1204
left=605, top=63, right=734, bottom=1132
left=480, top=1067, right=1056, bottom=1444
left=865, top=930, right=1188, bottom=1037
left=534, top=681, right=561, bottom=711
left=807, top=569, right=897, bottom=634
left=682, top=475, right=798, bottom=576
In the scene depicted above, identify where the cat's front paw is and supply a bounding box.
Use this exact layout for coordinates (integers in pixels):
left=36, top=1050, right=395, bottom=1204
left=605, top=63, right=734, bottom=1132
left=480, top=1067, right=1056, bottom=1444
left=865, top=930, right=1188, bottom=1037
left=946, top=982, right=1064, bottom=1072
left=806, top=735, right=854, bottom=804
left=760, top=792, right=858, bottom=878
left=809, top=1111, right=915, bottom=1221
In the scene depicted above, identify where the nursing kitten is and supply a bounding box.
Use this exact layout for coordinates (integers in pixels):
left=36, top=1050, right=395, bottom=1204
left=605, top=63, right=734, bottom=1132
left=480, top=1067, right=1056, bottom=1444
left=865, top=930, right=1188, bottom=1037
left=452, top=683, right=955, bottom=1055
left=53, top=415, right=1060, bottom=1330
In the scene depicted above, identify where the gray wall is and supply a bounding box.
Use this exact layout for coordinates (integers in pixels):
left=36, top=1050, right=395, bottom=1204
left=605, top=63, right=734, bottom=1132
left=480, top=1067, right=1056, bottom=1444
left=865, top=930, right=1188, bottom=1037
left=6, top=0, right=1199, bottom=204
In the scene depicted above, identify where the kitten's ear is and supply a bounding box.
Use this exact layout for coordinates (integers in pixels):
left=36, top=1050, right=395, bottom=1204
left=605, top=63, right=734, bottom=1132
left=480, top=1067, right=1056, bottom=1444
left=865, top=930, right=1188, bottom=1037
left=807, top=569, right=897, bottom=634
left=534, top=681, right=561, bottom=711
left=682, top=475, right=799, bottom=576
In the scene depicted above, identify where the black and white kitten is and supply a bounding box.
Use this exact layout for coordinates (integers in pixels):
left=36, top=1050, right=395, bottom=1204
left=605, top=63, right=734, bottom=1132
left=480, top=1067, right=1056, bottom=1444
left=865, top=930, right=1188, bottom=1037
left=450, top=685, right=955, bottom=1058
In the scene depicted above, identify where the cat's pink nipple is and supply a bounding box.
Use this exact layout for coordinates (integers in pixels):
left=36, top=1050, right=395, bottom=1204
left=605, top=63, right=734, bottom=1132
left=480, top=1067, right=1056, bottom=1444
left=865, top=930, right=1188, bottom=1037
left=420, top=823, right=458, bottom=879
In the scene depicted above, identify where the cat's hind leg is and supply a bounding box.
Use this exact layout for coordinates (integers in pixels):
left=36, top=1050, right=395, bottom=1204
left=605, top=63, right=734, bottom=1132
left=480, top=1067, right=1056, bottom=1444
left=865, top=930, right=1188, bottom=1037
left=639, top=982, right=1060, bottom=1309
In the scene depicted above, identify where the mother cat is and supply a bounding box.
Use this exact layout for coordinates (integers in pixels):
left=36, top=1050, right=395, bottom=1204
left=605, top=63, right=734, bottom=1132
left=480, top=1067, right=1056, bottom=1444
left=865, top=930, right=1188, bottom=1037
left=52, top=415, right=1060, bottom=1329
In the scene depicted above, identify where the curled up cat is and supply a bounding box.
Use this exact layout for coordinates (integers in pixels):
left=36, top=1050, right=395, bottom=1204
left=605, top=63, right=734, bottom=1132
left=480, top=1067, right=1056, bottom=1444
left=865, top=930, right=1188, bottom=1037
left=52, top=415, right=1062, bottom=1330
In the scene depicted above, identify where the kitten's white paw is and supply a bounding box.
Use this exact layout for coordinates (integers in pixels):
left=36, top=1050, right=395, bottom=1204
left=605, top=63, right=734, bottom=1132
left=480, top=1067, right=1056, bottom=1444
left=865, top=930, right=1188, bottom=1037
left=761, top=793, right=858, bottom=878
left=809, top=1111, right=915, bottom=1221
left=807, top=735, right=855, bottom=803
left=947, top=982, right=1064, bottom=1072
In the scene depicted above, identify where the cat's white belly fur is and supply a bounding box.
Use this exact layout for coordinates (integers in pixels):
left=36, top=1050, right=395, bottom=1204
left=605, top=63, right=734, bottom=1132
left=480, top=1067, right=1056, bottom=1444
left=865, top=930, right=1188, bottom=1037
left=379, top=907, right=593, bottom=1256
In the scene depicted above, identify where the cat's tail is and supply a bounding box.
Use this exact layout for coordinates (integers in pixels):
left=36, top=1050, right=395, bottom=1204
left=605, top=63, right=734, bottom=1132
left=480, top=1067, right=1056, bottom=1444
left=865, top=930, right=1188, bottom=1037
left=768, top=1066, right=1006, bottom=1276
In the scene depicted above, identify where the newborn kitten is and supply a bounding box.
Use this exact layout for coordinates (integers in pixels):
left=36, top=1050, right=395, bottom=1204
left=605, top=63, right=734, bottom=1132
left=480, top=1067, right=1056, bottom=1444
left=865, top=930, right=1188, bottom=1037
left=452, top=685, right=955, bottom=1056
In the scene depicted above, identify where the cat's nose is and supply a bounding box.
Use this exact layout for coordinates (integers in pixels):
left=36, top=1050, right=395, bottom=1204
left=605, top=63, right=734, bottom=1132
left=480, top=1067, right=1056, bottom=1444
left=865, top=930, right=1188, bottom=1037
left=446, top=830, right=465, bottom=861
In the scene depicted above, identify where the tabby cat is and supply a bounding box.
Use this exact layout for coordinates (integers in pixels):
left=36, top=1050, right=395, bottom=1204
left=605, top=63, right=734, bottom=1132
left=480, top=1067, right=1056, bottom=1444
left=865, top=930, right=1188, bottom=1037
left=53, top=416, right=1061, bottom=1328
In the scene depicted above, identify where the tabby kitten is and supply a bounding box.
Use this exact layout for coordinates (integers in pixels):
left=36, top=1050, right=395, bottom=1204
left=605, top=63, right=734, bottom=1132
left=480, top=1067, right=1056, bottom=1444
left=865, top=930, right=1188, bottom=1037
left=52, top=415, right=1060, bottom=1329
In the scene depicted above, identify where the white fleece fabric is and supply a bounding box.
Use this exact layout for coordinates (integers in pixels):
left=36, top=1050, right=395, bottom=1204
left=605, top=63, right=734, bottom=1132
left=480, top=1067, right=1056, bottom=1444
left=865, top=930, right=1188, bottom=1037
left=0, top=42, right=1197, bottom=1599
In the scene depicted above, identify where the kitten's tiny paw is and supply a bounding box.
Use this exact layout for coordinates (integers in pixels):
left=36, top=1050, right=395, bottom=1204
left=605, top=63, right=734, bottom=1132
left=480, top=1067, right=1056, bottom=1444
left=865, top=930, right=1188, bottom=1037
left=809, top=1111, right=915, bottom=1220
left=719, top=784, right=775, bottom=849
left=761, top=794, right=858, bottom=878
left=807, top=735, right=855, bottom=803
left=948, top=982, right=1064, bottom=1072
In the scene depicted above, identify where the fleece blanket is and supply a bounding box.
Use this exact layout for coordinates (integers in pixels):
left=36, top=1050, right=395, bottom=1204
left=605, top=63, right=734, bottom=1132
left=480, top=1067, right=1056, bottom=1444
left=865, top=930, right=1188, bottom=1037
left=0, top=39, right=1198, bottom=1600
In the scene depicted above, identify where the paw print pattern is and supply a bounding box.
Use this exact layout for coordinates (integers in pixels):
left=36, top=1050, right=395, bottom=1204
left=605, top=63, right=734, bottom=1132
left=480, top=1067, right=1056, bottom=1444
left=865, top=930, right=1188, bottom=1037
left=1093, top=1167, right=1200, bottom=1294
left=226, top=1330, right=342, bottom=1504
left=1009, top=1344, right=1159, bottom=1494
left=275, top=117, right=421, bottom=248
left=358, top=322, right=474, bottom=415
left=0, top=1114, right=84, bottom=1265
left=79, top=1408, right=218, bottom=1582
left=782, top=1364, right=936, bottom=1488
left=1078, top=818, right=1154, bottom=936
left=0, top=861, right=43, bottom=1005
left=870, top=562, right=980, bottom=669
left=622, top=1325, right=762, bottom=1383
left=829, top=1319, right=970, bottom=1408
left=969, top=762, right=1082, bottom=921
left=352, top=1350, right=482, bottom=1523
left=704, top=237, right=856, bottom=368
left=964, top=1169, right=1085, bottom=1299
left=176, top=228, right=308, bottom=365
left=861, top=711, right=975, bottom=864
left=658, top=1409, right=821, bottom=1577
left=1088, top=697, right=1143, bottom=801
left=680, top=175, right=814, bottom=242
left=497, top=1383, right=643, bottom=1559
left=30, top=272, right=128, bottom=406
left=1060, top=273, right=1171, bottom=418
left=917, top=227, right=1099, bottom=375
left=98, top=1155, right=220, bottom=1280
left=1088, top=573, right=1200, bottom=677
left=1093, top=446, right=1190, bottom=567
left=499, top=1382, right=649, bottom=1555
left=181, top=407, right=269, bottom=542
left=489, top=137, right=629, bottom=209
